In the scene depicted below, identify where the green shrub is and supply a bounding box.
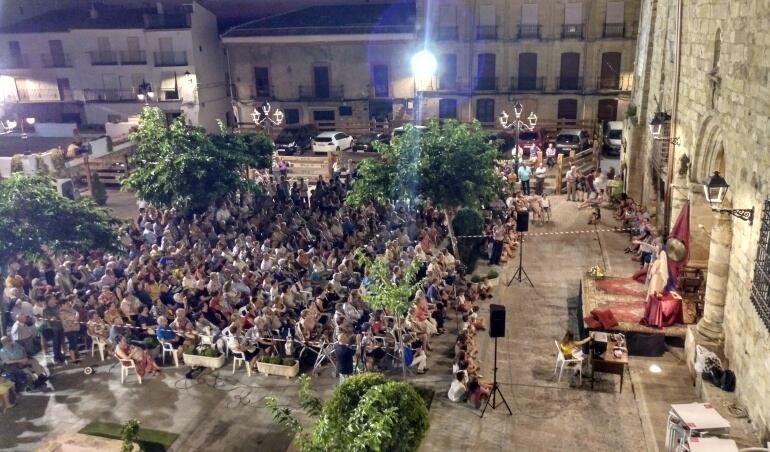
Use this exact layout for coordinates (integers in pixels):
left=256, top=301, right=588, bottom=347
left=487, top=269, right=499, bottom=279
left=282, top=357, right=296, bottom=366
left=143, top=336, right=160, bottom=349
left=90, top=172, right=108, bottom=206
left=452, top=208, right=486, bottom=273
left=470, top=275, right=485, bottom=283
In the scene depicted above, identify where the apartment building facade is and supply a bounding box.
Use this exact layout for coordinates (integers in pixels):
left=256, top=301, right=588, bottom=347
left=223, top=0, right=639, bottom=132
left=0, top=1, right=230, bottom=131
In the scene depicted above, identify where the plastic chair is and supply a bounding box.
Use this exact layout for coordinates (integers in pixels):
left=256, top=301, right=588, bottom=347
left=231, top=350, right=252, bottom=376
left=161, top=341, right=179, bottom=367
left=115, top=354, right=142, bottom=384
left=89, top=335, right=107, bottom=361
left=554, top=340, right=583, bottom=384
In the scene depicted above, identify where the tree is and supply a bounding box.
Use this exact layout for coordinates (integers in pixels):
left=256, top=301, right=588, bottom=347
left=266, top=373, right=430, bottom=452
left=90, top=172, right=108, bottom=206
left=209, top=121, right=274, bottom=173
left=346, top=120, right=501, bottom=256
left=122, top=107, right=254, bottom=214
left=0, top=173, right=121, bottom=334
left=354, top=249, right=425, bottom=381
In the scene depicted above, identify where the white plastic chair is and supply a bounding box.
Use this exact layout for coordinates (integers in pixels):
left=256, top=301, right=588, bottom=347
left=161, top=341, right=179, bottom=367
left=116, top=354, right=142, bottom=384
left=90, top=335, right=107, bottom=361
left=554, top=340, right=583, bottom=384
left=231, top=350, right=252, bottom=376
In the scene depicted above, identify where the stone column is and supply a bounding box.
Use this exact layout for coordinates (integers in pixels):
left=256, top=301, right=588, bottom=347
left=696, top=211, right=733, bottom=341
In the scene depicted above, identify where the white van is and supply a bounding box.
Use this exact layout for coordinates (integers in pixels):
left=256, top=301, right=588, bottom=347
left=603, top=121, right=623, bottom=156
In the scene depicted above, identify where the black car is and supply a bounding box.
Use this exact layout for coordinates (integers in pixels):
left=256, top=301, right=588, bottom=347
left=487, top=131, right=516, bottom=155
left=352, top=132, right=390, bottom=152
left=274, top=124, right=318, bottom=155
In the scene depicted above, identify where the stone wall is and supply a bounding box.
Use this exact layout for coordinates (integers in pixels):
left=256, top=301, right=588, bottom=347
left=624, top=0, right=770, bottom=441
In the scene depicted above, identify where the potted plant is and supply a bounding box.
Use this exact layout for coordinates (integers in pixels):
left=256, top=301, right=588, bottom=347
left=256, top=355, right=299, bottom=378
left=143, top=336, right=161, bottom=359
left=486, top=269, right=500, bottom=286
left=182, top=343, right=225, bottom=369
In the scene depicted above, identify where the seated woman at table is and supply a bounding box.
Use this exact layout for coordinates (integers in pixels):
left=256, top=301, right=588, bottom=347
left=559, top=330, right=591, bottom=359
left=115, top=335, right=161, bottom=378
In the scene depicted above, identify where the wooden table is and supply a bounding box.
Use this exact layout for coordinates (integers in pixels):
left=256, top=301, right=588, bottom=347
left=590, top=332, right=629, bottom=392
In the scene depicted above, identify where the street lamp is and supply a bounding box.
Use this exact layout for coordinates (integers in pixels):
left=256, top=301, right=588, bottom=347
left=136, top=80, right=154, bottom=104
left=499, top=102, right=538, bottom=158
left=410, top=49, right=437, bottom=123
left=648, top=109, right=679, bottom=145
left=703, top=171, right=754, bottom=224
left=251, top=102, right=283, bottom=136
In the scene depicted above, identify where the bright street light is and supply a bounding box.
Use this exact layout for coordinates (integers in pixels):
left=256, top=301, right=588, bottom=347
left=411, top=49, right=437, bottom=78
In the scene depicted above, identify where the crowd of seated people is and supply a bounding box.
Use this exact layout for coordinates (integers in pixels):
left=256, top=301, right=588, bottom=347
left=2, top=165, right=512, bottom=401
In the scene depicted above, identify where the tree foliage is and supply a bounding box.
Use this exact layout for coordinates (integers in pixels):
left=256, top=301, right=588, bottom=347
left=90, top=171, right=108, bottom=206
left=210, top=120, right=274, bottom=170
left=122, top=107, right=258, bottom=213
left=0, top=173, right=121, bottom=266
left=346, top=120, right=500, bottom=210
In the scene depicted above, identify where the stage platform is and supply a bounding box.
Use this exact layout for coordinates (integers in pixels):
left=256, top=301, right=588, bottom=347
left=580, top=274, right=688, bottom=338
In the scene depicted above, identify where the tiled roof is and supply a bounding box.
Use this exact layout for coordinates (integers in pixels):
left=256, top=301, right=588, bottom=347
left=222, top=2, right=415, bottom=37
left=0, top=6, right=188, bottom=33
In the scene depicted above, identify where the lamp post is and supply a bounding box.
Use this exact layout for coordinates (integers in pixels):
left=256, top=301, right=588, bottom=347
left=499, top=103, right=538, bottom=159
left=410, top=49, right=437, bottom=124
left=251, top=102, right=284, bottom=137
left=136, top=80, right=154, bottom=105
left=702, top=171, right=754, bottom=224
left=648, top=109, right=679, bottom=145
left=21, top=116, right=35, bottom=154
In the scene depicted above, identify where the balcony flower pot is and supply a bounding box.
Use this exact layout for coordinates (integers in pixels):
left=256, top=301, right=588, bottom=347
left=256, top=359, right=299, bottom=378
left=182, top=353, right=225, bottom=369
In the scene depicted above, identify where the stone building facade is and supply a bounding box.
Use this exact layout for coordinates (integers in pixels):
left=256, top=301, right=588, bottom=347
left=624, top=0, right=770, bottom=441
left=223, top=0, right=640, bottom=132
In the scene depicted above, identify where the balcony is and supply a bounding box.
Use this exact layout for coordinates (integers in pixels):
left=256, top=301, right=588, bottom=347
left=120, top=50, right=147, bottom=65
left=298, top=84, right=344, bottom=100
left=436, top=26, right=458, bottom=41
left=510, top=76, right=545, bottom=91
left=561, top=24, right=584, bottom=39
left=556, top=76, right=583, bottom=90
left=517, top=24, right=541, bottom=39
left=83, top=89, right=139, bottom=102
left=17, top=88, right=61, bottom=102
left=144, top=13, right=190, bottom=29
left=473, top=76, right=498, bottom=91
left=154, top=51, right=187, bottom=67
left=0, top=54, right=29, bottom=69
left=603, top=23, right=625, bottom=38
left=252, top=86, right=272, bottom=99
left=437, top=78, right=459, bottom=91
left=89, top=51, right=118, bottom=66
left=593, top=75, right=633, bottom=92
left=476, top=25, right=498, bottom=40
left=41, top=53, right=72, bottom=68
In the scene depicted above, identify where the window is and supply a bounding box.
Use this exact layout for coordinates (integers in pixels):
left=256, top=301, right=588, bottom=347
left=476, top=54, right=496, bottom=90
left=519, top=4, right=540, bottom=38
left=254, top=67, right=269, bottom=97
left=438, top=99, right=457, bottom=119
left=437, top=5, right=458, bottom=40
left=313, top=110, right=335, bottom=121
left=597, top=99, right=618, bottom=121
left=517, top=53, right=539, bottom=90
left=284, top=108, right=300, bottom=124
left=563, top=3, right=584, bottom=39
left=313, top=66, right=330, bottom=99
left=559, top=52, right=581, bottom=90
left=557, top=99, right=578, bottom=124
left=338, top=106, right=352, bottom=116
left=475, top=98, right=495, bottom=123
left=371, top=65, right=389, bottom=97
left=160, top=72, right=178, bottom=100
left=604, top=2, right=625, bottom=37
left=439, top=54, right=457, bottom=90
left=751, top=200, right=770, bottom=331
left=477, top=5, right=497, bottom=39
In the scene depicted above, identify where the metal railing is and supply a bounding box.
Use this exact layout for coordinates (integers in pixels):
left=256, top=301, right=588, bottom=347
left=153, top=51, right=187, bottom=67
left=476, top=25, right=498, bottom=40
left=561, top=24, right=584, bottom=39
left=41, top=53, right=72, bottom=68
left=473, top=76, right=498, bottom=91
left=436, top=26, right=458, bottom=41
left=252, top=86, right=271, bottom=99
left=603, top=23, right=625, bottom=38
left=298, top=84, right=344, bottom=99
left=517, top=24, right=541, bottom=39
left=438, top=77, right=459, bottom=91
left=0, top=54, right=29, bottom=69
left=89, top=50, right=118, bottom=65
left=83, top=89, right=138, bottom=102
left=119, top=50, right=147, bottom=65
left=17, top=88, right=61, bottom=101
left=556, top=76, right=583, bottom=90
left=592, top=75, right=633, bottom=92
left=510, top=76, right=545, bottom=91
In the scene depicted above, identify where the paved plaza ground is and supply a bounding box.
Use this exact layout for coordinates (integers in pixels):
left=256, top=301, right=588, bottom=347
left=1, top=189, right=706, bottom=452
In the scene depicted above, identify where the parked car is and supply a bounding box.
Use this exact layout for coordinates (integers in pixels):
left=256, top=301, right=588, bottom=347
left=555, top=129, right=591, bottom=155
left=312, top=131, right=353, bottom=154
left=517, top=129, right=547, bottom=150
left=603, top=121, right=623, bottom=156
left=487, top=131, right=516, bottom=155
left=352, top=132, right=390, bottom=152
left=275, top=124, right=317, bottom=155
left=391, top=125, right=427, bottom=137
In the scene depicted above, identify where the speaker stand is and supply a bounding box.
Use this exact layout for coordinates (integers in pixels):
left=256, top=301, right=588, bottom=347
left=506, top=231, right=534, bottom=287
left=480, top=337, right=512, bottom=418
